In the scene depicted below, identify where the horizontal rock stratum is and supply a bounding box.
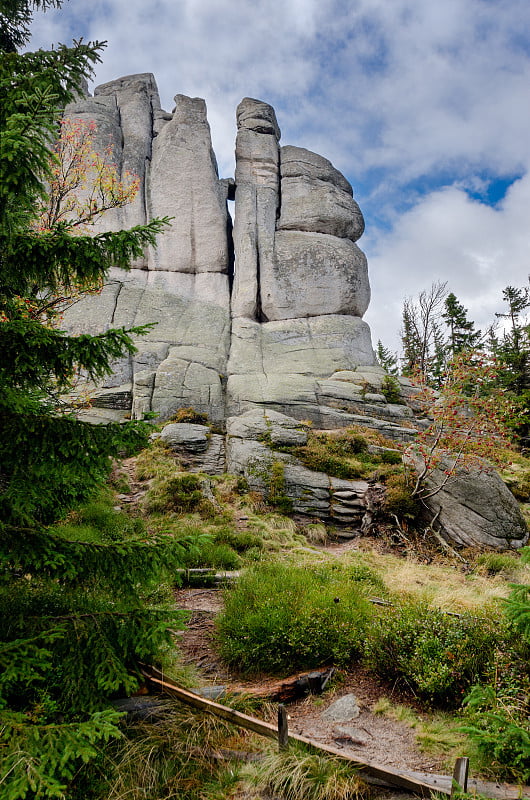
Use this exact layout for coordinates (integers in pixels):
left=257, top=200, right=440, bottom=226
left=63, top=74, right=528, bottom=550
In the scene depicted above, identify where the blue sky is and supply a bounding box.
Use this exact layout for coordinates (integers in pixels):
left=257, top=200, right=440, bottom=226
left=29, top=0, right=530, bottom=352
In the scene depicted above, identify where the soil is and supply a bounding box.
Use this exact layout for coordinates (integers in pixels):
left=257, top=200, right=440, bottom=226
left=174, top=586, right=445, bottom=776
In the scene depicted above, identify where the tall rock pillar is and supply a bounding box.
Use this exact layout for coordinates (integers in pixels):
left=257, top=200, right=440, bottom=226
left=231, top=98, right=281, bottom=319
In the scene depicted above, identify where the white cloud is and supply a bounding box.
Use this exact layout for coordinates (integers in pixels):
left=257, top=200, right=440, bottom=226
left=365, top=174, right=530, bottom=351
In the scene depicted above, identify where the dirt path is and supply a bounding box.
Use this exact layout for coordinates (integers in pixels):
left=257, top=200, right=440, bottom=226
left=175, top=587, right=445, bottom=775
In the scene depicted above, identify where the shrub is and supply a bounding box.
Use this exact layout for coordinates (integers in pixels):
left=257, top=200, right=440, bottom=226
left=462, top=548, right=530, bottom=781
left=463, top=679, right=530, bottom=782
left=169, top=406, right=209, bottom=425
left=213, top=528, right=264, bottom=552
left=381, top=375, right=402, bottom=404
left=381, top=473, right=420, bottom=520
left=144, top=473, right=212, bottom=515
left=216, top=563, right=371, bottom=674
left=363, top=600, right=501, bottom=706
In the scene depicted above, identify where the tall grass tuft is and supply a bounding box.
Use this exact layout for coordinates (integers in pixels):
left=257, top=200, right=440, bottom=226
left=242, top=742, right=367, bottom=800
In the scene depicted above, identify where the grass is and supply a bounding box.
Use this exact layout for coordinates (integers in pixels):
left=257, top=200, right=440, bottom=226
left=354, top=550, right=522, bottom=612
left=73, top=702, right=253, bottom=800
left=70, top=441, right=530, bottom=791
left=242, top=742, right=367, bottom=800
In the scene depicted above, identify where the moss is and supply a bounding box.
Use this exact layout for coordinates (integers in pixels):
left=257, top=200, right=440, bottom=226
left=382, top=472, right=420, bottom=520
left=266, top=459, right=293, bottom=514
left=287, top=428, right=404, bottom=482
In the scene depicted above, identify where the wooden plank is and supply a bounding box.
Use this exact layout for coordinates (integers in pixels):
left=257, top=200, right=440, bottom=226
left=140, top=666, right=527, bottom=799
left=141, top=670, right=447, bottom=797
left=278, top=704, right=288, bottom=750
left=452, top=757, right=469, bottom=795
left=144, top=674, right=279, bottom=739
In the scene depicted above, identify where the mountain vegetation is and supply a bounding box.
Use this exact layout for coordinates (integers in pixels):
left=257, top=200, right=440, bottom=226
left=0, top=2, right=194, bottom=795
left=0, top=3, right=528, bottom=798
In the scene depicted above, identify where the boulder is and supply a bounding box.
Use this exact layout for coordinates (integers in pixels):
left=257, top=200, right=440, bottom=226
left=226, top=408, right=309, bottom=446
left=232, top=99, right=280, bottom=319
left=226, top=411, right=372, bottom=523
left=261, top=231, right=370, bottom=320
left=408, top=453, right=529, bottom=549
left=159, top=423, right=210, bottom=453
left=321, top=694, right=361, bottom=723
left=280, top=145, right=352, bottom=194
left=277, top=175, right=365, bottom=241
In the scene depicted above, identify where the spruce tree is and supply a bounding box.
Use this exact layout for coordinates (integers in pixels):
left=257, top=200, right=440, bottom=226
left=0, top=3, right=190, bottom=795
left=442, top=292, right=481, bottom=358
left=376, top=340, right=398, bottom=375
left=494, top=285, right=530, bottom=396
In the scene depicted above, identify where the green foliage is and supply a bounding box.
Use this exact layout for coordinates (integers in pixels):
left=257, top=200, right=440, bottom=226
left=463, top=682, right=530, bottom=782
left=0, top=6, right=188, bottom=796
left=442, top=292, right=481, bottom=359
left=143, top=472, right=214, bottom=515
left=475, top=551, right=521, bottom=578
left=180, top=540, right=241, bottom=570
left=381, top=472, right=420, bottom=520
left=363, top=600, right=501, bottom=706
left=376, top=339, right=399, bottom=375
left=0, top=709, right=122, bottom=799
left=213, top=528, right=263, bottom=553
left=266, top=459, right=293, bottom=513
left=381, top=374, right=402, bottom=403
left=0, top=411, right=150, bottom=525
left=289, top=428, right=401, bottom=482
left=460, top=548, right=530, bottom=781
left=70, top=702, right=249, bottom=800
left=216, top=563, right=371, bottom=674
left=505, top=546, right=530, bottom=646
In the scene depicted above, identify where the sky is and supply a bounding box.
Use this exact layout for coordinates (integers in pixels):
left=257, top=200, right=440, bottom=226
left=29, top=0, right=530, bottom=354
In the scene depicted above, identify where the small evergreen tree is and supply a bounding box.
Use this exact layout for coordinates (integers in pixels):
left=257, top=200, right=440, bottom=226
left=0, top=3, right=191, bottom=795
left=494, top=285, right=530, bottom=396
left=376, top=340, right=398, bottom=375
left=442, top=292, right=481, bottom=358
left=491, top=285, right=530, bottom=440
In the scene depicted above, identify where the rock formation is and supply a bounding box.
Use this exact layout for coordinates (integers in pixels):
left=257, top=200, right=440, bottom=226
left=62, top=74, right=528, bottom=550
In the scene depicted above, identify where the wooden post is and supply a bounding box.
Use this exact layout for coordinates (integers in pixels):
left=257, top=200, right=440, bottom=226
left=452, top=757, right=469, bottom=795
left=278, top=703, right=289, bottom=751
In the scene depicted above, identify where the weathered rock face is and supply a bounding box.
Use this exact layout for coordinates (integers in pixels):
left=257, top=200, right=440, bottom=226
left=64, top=76, right=231, bottom=423
left=62, top=76, right=528, bottom=550
left=63, top=79, right=374, bottom=426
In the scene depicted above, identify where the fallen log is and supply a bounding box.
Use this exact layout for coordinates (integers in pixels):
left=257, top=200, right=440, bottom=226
left=230, top=667, right=335, bottom=702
